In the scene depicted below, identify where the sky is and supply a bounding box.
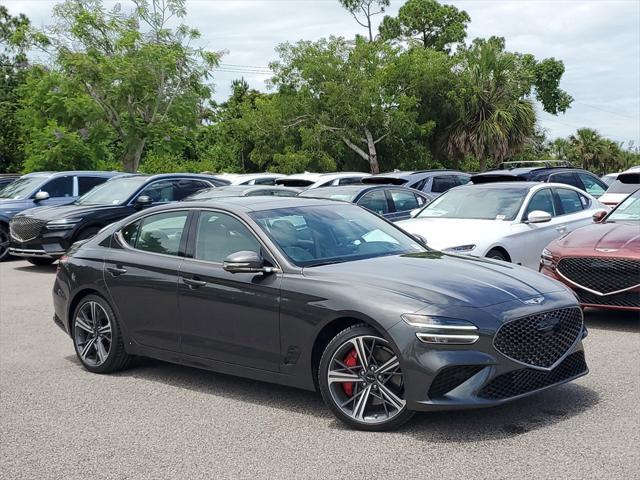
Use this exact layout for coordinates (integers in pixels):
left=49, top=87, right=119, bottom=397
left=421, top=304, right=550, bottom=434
left=5, top=0, right=640, bottom=146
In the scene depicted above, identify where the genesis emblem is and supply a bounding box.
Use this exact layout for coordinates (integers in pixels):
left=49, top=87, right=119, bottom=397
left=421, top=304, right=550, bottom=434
left=523, top=296, right=544, bottom=305
left=595, top=248, right=618, bottom=253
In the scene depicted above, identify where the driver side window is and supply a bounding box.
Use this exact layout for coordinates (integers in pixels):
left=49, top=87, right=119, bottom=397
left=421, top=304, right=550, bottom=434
left=525, top=189, right=556, bottom=218
left=194, top=211, right=261, bottom=263
left=122, top=211, right=189, bottom=256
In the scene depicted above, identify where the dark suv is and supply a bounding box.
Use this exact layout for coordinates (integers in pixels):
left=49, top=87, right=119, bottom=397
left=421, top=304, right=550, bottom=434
left=0, top=171, right=121, bottom=261
left=9, top=173, right=228, bottom=265
left=361, top=169, right=470, bottom=196
left=471, top=161, right=608, bottom=198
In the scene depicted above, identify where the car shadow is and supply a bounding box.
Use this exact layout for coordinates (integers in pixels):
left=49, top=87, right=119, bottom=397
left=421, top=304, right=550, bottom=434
left=65, top=355, right=599, bottom=439
left=14, top=264, right=58, bottom=274
left=584, top=308, right=639, bottom=333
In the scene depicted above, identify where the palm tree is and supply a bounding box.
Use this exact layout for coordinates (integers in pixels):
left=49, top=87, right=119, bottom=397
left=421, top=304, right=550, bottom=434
left=444, top=38, right=536, bottom=171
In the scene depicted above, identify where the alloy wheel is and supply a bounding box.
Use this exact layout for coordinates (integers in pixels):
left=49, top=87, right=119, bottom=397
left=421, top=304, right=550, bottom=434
left=326, top=335, right=406, bottom=425
left=0, top=227, right=9, bottom=260
left=74, top=301, right=112, bottom=367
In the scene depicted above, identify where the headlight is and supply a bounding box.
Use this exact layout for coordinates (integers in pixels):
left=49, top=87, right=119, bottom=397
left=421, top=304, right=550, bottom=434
left=401, top=314, right=479, bottom=345
left=540, top=248, right=556, bottom=268
left=444, top=244, right=476, bottom=253
left=46, top=218, right=83, bottom=230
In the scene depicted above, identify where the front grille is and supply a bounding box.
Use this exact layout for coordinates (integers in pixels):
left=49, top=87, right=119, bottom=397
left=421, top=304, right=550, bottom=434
left=428, top=365, right=484, bottom=398
left=10, top=216, right=46, bottom=242
left=557, top=257, right=640, bottom=294
left=577, top=289, right=640, bottom=308
left=494, top=307, right=583, bottom=369
left=478, top=351, right=587, bottom=400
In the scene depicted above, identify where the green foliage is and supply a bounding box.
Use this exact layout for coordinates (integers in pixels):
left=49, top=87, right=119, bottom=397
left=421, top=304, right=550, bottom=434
left=338, top=0, right=390, bottom=41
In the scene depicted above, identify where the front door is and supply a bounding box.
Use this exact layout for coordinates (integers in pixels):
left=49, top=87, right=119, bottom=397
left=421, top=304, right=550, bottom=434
left=521, top=187, right=562, bottom=268
left=178, top=210, right=282, bottom=371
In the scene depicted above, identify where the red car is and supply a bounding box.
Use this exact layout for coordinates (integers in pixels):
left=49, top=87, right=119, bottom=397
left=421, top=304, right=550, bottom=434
left=541, top=188, right=640, bottom=311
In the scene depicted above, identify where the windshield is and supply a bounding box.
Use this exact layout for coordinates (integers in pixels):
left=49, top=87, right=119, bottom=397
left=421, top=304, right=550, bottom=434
left=0, top=176, right=46, bottom=200
left=298, top=188, right=359, bottom=202
left=250, top=204, right=426, bottom=267
left=607, top=189, right=640, bottom=222
left=75, top=176, right=147, bottom=205
left=417, top=187, right=527, bottom=221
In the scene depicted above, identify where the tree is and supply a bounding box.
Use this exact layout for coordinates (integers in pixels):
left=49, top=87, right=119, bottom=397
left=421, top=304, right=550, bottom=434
left=567, top=128, right=614, bottom=173
left=25, top=0, right=220, bottom=172
left=270, top=37, right=423, bottom=174
left=379, top=0, right=470, bottom=52
left=338, top=0, right=390, bottom=42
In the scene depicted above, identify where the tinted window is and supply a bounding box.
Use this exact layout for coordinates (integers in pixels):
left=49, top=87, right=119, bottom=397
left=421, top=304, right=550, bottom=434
left=254, top=178, right=277, bottom=185
left=271, top=189, right=299, bottom=197
left=194, top=211, right=261, bottom=263
left=431, top=176, right=459, bottom=193
left=555, top=188, right=584, bottom=215
left=139, top=180, right=175, bottom=203
left=358, top=190, right=390, bottom=215
left=128, top=211, right=188, bottom=256
left=549, top=172, right=581, bottom=188
left=410, top=178, right=426, bottom=191
left=576, top=173, right=606, bottom=197
left=43, top=176, right=74, bottom=197
left=173, top=179, right=211, bottom=201
left=338, top=177, right=363, bottom=185
left=389, top=190, right=420, bottom=212
left=78, top=176, right=108, bottom=195
left=525, top=189, right=556, bottom=217
left=455, top=174, right=472, bottom=186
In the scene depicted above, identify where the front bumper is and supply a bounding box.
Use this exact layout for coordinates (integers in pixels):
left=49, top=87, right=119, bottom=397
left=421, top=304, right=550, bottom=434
left=10, top=228, right=74, bottom=259
left=9, top=245, right=66, bottom=259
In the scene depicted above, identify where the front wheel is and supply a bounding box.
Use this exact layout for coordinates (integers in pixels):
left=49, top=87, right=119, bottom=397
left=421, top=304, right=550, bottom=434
left=0, top=224, right=10, bottom=261
left=485, top=248, right=509, bottom=262
left=318, top=324, right=414, bottom=431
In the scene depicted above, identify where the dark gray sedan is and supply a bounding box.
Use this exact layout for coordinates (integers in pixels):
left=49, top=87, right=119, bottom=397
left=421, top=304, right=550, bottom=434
left=52, top=197, right=588, bottom=430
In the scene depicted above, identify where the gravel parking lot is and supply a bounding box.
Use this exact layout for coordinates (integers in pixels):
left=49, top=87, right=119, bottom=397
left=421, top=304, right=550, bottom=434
left=1, top=259, right=638, bottom=479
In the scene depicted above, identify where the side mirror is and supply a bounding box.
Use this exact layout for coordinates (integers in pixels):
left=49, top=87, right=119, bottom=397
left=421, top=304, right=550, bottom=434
left=592, top=210, right=608, bottom=223
left=413, top=234, right=428, bottom=246
left=134, top=195, right=152, bottom=209
left=223, top=251, right=267, bottom=274
left=409, top=208, right=421, bottom=218
left=526, top=210, right=552, bottom=224
left=34, top=191, right=50, bottom=202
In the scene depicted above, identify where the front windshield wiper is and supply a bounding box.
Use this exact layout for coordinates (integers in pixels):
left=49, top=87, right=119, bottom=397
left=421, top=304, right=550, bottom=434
left=305, top=259, right=346, bottom=268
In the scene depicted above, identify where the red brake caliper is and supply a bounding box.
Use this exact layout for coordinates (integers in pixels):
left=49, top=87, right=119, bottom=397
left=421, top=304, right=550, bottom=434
left=342, top=348, right=358, bottom=396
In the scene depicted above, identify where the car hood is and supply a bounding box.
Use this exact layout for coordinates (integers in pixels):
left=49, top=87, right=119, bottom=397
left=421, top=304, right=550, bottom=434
left=553, top=222, right=640, bottom=253
left=15, top=203, right=123, bottom=221
left=0, top=198, right=29, bottom=210
left=303, top=252, right=566, bottom=308
left=397, top=218, right=512, bottom=250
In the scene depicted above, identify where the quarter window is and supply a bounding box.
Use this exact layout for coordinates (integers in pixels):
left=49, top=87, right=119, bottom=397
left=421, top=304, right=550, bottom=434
left=194, top=211, right=261, bottom=263
left=555, top=188, right=585, bottom=215
left=122, top=211, right=188, bottom=256
left=358, top=190, right=390, bottom=215
left=525, top=189, right=556, bottom=217
left=42, top=176, right=74, bottom=197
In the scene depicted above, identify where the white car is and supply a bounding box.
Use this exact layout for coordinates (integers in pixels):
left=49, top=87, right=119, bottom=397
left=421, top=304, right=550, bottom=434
left=275, top=172, right=370, bottom=189
left=397, top=182, right=608, bottom=269
left=598, top=170, right=640, bottom=207
left=217, top=173, right=285, bottom=185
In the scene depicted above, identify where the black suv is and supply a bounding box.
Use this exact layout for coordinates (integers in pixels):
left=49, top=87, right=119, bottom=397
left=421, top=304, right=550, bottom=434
left=9, top=173, right=228, bottom=265
left=471, top=161, right=608, bottom=198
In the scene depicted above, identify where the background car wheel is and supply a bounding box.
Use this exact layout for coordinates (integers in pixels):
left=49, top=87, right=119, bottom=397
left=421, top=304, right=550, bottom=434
left=75, top=227, right=101, bottom=241
left=27, top=258, right=55, bottom=266
left=486, top=248, right=508, bottom=262
left=0, top=224, right=10, bottom=262
left=72, top=294, right=130, bottom=374
left=318, top=324, right=414, bottom=431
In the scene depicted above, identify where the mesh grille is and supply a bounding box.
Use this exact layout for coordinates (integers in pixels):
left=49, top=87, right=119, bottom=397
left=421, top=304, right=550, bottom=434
left=10, top=217, right=46, bottom=242
left=577, top=289, right=640, bottom=308
left=494, top=307, right=583, bottom=369
left=557, top=257, right=640, bottom=294
left=478, top=351, right=587, bottom=400
left=428, top=365, right=484, bottom=398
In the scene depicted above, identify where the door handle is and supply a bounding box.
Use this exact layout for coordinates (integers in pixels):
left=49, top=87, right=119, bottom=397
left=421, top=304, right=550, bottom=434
left=106, top=265, right=127, bottom=276
left=182, top=277, right=207, bottom=288
left=555, top=225, right=567, bottom=233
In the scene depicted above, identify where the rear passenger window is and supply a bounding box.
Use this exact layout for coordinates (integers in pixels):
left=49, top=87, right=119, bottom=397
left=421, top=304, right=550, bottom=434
left=432, top=176, right=459, bottom=193
left=123, top=211, right=188, bottom=256
left=358, top=190, right=390, bottom=215
left=78, top=176, right=108, bottom=195
left=173, top=180, right=211, bottom=200
left=555, top=188, right=584, bottom=215
left=139, top=180, right=175, bottom=203
left=42, top=176, right=74, bottom=197
left=390, top=190, right=420, bottom=212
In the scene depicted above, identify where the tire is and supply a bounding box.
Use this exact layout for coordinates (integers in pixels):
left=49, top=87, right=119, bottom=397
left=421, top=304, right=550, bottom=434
left=486, top=248, right=508, bottom=262
left=72, top=294, right=131, bottom=374
left=27, top=257, right=55, bottom=266
left=75, top=227, right=101, bottom=242
left=318, top=324, right=414, bottom=431
left=0, top=224, right=10, bottom=262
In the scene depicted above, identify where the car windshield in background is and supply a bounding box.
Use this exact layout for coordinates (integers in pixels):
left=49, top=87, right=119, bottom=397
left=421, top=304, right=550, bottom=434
left=75, top=176, right=147, bottom=205
left=250, top=204, right=426, bottom=267
left=608, top=190, right=640, bottom=222
left=417, top=187, right=527, bottom=221
left=298, top=187, right=361, bottom=202
left=0, top=176, right=45, bottom=200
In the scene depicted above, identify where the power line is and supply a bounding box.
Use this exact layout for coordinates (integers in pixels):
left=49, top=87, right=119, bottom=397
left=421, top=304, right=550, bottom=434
left=574, top=101, right=638, bottom=121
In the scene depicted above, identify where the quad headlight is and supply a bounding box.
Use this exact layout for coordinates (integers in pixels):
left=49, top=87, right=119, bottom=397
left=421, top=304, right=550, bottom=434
left=46, top=218, right=83, bottom=230
left=540, top=248, right=556, bottom=268
left=401, top=314, right=479, bottom=345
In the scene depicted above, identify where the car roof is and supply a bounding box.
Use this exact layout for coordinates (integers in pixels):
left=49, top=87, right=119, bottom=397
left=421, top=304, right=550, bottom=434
left=165, top=195, right=342, bottom=213
left=21, top=170, right=122, bottom=179
left=363, top=169, right=468, bottom=183
left=192, top=185, right=301, bottom=197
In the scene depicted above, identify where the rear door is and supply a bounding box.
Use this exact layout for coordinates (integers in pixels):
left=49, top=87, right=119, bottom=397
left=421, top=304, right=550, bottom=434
left=553, top=186, right=594, bottom=234
left=356, top=189, right=392, bottom=217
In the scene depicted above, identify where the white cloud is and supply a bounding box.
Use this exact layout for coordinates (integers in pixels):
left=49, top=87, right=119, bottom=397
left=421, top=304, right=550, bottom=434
left=5, top=0, right=639, bottom=144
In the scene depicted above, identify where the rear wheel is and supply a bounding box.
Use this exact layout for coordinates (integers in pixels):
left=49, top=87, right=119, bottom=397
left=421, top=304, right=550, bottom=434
left=318, top=324, right=414, bottom=431
left=0, top=224, right=9, bottom=261
left=27, top=257, right=55, bottom=266
left=72, top=294, right=130, bottom=374
left=486, top=248, right=508, bottom=262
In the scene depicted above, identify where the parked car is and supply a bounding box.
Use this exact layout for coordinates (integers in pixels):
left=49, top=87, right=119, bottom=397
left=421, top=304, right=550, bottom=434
left=362, top=170, right=471, bottom=196
left=9, top=173, right=227, bottom=265
left=0, top=171, right=122, bottom=261
left=598, top=171, right=640, bottom=207
left=601, top=166, right=640, bottom=187
left=185, top=185, right=302, bottom=200
left=216, top=173, right=285, bottom=185
left=471, top=162, right=609, bottom=198
left=540, top=188, right=640, bottom=311
left=397, top=182, right=608, bottom=269
left=53, top=196, right=588, bottom=431
left=275, top=172, right=370, bottom=188
left=299, top=185, right=433, bottom=221
left=0, top=174, right=20, bottom=189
